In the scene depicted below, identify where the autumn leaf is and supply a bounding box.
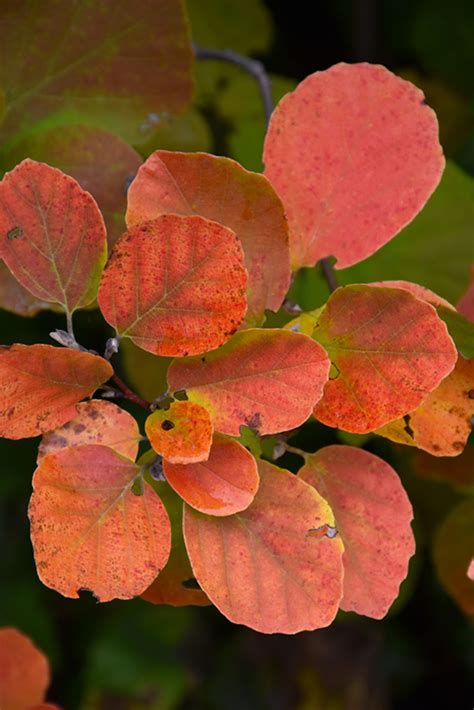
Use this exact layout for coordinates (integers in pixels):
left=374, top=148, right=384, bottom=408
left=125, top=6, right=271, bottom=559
left=1, top=125, right=142, bottom=248
left=168, top=328, right=330, bottom=435
left=141, top=477, right=210, bottom=607
left=0, top=0, right=193, bottom=146
left=98, top=214, right=248, bottom=357
left=126, top=150, right=290, bottom=325
left=312, top=285, right=457, bottom=433
left=263, top=63, right=444, bottom=269
left=29, top=444, right=171, bottom=602
left=299, top=446, right=415, bottom=619
left=411, top=447, right=474, bottom=492
left=0, top=345, right=112, bottom=439
left=0, top=160, right=107, bottom=314
left=146, top=401, right=213, bottom=464
left=38, top=400, right=141, bottom=464
left=377, top=356, right=474, bottom=456
left=164, top=434, right=259, bottom=515
left=369, top=279, right=454, bottom=309
left=183, top=459, right=344, bottom=633
left=0, top=627, right=50, bottom=710
left=433, top=499, right=474, bottom=616
left=0, top=261, right=59, bottom=317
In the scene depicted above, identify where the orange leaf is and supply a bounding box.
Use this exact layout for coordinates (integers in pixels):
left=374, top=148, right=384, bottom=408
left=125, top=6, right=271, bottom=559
left=0, top=345, right=112, bottom=439
left=183, top=459, right=344, bottom=633
left=164, top=434, right=259, bottom=515
left=168, top=328, right=330, bottom=435
left=299, top=446, right=415, bottom=619
left=145, top=401, right=212, bottom=464
left=433, top=499, right=474, bottom=616
left=126, top=150, right=290, bottom=325
left=141, top=479, right=210, bottom=607
left=264, top=63, right=444, bottom=269
left=312, top=285, right=457, bottom=433
left=97, top=214, right=248, bottom=357
left=0, top=160, right=107, bottom=313
left=38, top=400, right=140, bottom=463
left=0, top=627, right=50, bottom=710
left=29, top=444, right=171, bottom=602
left=377, top=356, right=474, bottom=456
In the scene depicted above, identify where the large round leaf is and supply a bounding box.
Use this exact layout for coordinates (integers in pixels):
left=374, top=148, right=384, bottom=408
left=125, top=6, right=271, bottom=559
left=29, top=444, right=171, bottom=602
left=183, top=460, right=344, bottom=633
left=168, top=328, right=330, bottom=435
left=312, top=285, right=457, bottom=433
left=264, top=63, right=444, bottom=269
left=299, top=446, right=415, bottom=619
left=126, top=150, right=290, bottom=325
left=98, top=214, right=248, bottom=357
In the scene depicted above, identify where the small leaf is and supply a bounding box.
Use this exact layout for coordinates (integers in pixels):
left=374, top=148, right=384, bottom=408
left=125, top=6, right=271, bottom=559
left=2, top=125, right=142, bottom=248
left=0, top=159, right=107, bottom=313
left=168, top=328, right=330, bottom=436
left=183, top=459, right=344, bottom=633
left=145, top=401, right=213, bottom=464
left=263, top=63, right=444, bottom=269
left=433, top=499, right=474, bottom=616
left=97, top=214, right=248, bottom=357
left=377, top=356, right=474, bottom=456
left=0, top=344, right=112, bottom=439
left=312, top=285, right=457, bottom=433
left=38, top=400, right=140, bottom=463
left=164, top=434, right=259, bottom=516
left=126, top=150, right=291, bottom=325
left=0, top=627, right=50, bottom=710
left=141, top=480, right=210, bottom=607
left=299, top=445, right=415, bottom=618
left=29, top=444, right=171, bottom=602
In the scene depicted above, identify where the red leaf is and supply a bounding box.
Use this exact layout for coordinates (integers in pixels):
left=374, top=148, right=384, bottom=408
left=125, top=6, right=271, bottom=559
left=141, top=479, right=210, bottom=607
left=38, top=400, right=140, bottom=463
left=0, top=627, right=50, bottom=710
left=126, top=150, right=291, bottom=325
left=264, top=63, right=444, bottom=269
left=312, top=285, right=457, bottom=433
left=0, top=345, right=113, bottom=439
left=0, top=262, right=59, bottom=317
left=168, top=328, right=330, bottom=435
left=433, top=499, right=474, bottom=616
left=377, top=356, right=474, bottom=456
left=145, top=401, right=213, bottom=464
left=0, top=160, right=107, bottom=313
left=299, top=445, right=415, bottom=619
left=97, top=215, right=248, bottom=357
left=183, top=459, right=344, bottom=633
left=29, top=444, right=171, bottom=602
left=164, top=434, right=259, bottom=516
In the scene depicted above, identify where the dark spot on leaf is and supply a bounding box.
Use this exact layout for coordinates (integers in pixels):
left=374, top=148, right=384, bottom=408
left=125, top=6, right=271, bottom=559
left=246, top=412, right=262, bottom=432
left=329, top=362, right=340, bottom=380
left=74, top=424, right=86, bottom=434
left=88, top=408, right=100, bottom=420
left=7, top=226, right=22, bottom=240
left=161, top=420, right=175, bottom=431
left=403, top=414, right=414, bottom=439
left=468, top=389, right=474, bottom=399
left=201, top=356, right=206, bottom=363
left=174, top=389, right=188, bottom=401
left=182, top=577, right=201, bottom=590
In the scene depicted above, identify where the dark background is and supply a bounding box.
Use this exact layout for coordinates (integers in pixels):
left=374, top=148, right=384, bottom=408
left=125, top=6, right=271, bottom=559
left=0, top=1, right=473, bottom=708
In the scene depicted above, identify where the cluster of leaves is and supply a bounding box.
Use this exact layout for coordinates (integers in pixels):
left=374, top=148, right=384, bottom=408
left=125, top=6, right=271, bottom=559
left=0, top=0, right=472, bottom=639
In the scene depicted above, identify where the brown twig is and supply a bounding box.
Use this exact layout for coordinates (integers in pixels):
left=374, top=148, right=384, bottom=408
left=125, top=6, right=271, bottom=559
left=112, top=373, right=150, bottom=410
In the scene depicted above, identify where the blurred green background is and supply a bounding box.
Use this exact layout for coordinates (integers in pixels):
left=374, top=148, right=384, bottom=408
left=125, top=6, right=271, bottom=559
left=0, top=1, right=473, bottom=708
